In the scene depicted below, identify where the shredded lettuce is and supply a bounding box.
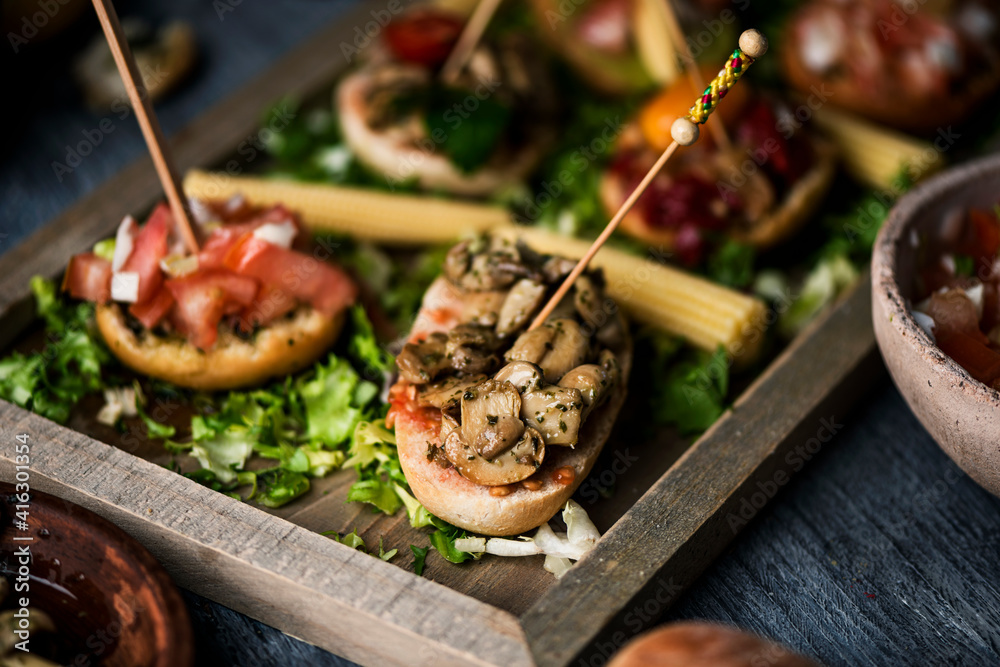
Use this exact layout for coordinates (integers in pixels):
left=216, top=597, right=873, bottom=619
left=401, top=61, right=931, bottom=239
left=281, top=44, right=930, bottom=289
left=179, top=352, right=380, bottom=507
left=348, top=305, right=394, bottom=376
left=410, top=545, right=430, bottom=576
left=321, top=530, right=399, bottom=562
left=633, top=329, right=729, bottom=436
left=299, top=355, right=378, bottom=447
left=0, top=277, right=112, bottom=424
left=190, top=427, right=255, bottom=485
left=779, top=254, right=859, bottom=338
left=707, top=240, right=756, bottom=289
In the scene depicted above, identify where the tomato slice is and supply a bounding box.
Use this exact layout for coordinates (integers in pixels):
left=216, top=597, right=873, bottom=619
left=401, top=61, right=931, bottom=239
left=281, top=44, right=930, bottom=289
left=129, top=286, right=175, bottom=330
left=383, top=10, right=464, bottom=67
left=198, top=205, right=303, bottom=269
left=122, top=203, right=172, bottom=305
left=224, top=235, right=357, bottom=317
left=938, top=331, right=1000, bottom=386
left=165, top=269, right=259, bottom=350
left=239, top=283, right=298, bottom=331
left=63, top=252, right=112, bottom=303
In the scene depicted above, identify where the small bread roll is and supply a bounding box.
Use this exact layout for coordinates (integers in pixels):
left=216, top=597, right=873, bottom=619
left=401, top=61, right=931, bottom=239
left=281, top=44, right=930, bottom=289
left=608, top=622, right=820, bottom=667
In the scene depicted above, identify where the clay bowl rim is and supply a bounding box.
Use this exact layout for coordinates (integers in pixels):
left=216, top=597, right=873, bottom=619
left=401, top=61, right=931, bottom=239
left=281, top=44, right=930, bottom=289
left=0, top=482, right=193, bottom=666
left=872, top=150, right=1000, bottom=406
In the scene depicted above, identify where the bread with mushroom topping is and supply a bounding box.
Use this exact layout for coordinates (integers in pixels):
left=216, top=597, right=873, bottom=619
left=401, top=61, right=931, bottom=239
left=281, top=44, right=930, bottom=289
left=390, top=237, right=631, bottom=536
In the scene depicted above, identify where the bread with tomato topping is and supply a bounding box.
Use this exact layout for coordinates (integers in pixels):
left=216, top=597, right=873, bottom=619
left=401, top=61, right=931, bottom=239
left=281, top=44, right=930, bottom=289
left=63, top=199, right=357, bottom=391
left=96, top=303, right=345, bottom=391
left=390, top=237, right=631, bottom=536
left=600, top=86, right=836, bottom=264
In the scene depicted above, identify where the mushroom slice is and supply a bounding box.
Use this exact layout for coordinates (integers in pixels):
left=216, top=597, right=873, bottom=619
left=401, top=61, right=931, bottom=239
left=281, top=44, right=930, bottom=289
left=447, top=236, right=529, bottom=292
left=493, top=361, right=544, bottom=394
left=460, top=379, right=524, bottom=460
left=506, top=318, right=590, bottom=383
left=496, top=278, right=547, bottom=337
left=440, top=411, right=460, bottom=440
left=446, top=323, right=500, bottom=375
left=559, top=362, right=614, bottom=418
left=504, top=322, right=555, bottom=366
left=397, top=332, right=448, bottom=384
left=443, top=239, right=474, bottom=285
left=573, top=275, right=604, bottom=329
left=543, top=256, right=576, bottom=283
left=443, top=426, right=544, bottom=486
left=521, top=385, right=584, bottom=446
left=418, top=374, right=487, bottom=410
left=477, top=414, right=526, bottom=460
left=448, top=322, right=498, bottom=349
left=461, top=290, right=507, bottom=327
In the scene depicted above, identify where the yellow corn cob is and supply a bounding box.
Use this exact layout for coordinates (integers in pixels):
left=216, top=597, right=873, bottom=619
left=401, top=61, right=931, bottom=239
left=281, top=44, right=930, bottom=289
left=183, top=170, right=512, bottom=245
left=633, top=0, right=682, bottom=87
left=497, top=227, right=768, bottom=362
left=811, top=107, right=944, bottom=190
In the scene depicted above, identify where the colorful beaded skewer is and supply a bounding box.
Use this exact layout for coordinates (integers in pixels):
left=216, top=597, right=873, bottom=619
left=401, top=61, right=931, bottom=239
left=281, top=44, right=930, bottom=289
left=530, top=29, right=768, bottom=329
left=670, top=29, right=768, bottom=147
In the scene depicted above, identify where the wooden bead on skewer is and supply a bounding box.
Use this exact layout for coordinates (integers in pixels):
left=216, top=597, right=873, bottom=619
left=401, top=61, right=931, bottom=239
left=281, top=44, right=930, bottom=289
left=738, top=29, right=768, bottom=60
left=670, top=118, right=700, bottom=146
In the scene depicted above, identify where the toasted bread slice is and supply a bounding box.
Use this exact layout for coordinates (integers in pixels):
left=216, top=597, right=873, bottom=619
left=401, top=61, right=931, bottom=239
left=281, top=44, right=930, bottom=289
left=392, top=278, right=631, bottom=536
left=96, top=304, right=344, bottom=391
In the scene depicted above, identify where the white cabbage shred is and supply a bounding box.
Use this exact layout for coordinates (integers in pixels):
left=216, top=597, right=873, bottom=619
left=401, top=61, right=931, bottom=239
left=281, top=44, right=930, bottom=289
left=96, top=386, right=139, bottom=426
left=454, top=500, right=602, bottom=578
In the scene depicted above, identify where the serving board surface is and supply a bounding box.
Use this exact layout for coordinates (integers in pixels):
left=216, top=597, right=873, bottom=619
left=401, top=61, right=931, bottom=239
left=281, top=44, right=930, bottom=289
left=0, top=5, right=879, bottom=665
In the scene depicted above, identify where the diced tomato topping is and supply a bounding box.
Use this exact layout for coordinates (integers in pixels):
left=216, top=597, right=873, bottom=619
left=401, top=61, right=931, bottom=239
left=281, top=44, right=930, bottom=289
left=924, top=289, right=986, bottom=344
left=198, top=205, right=303, bottom=269
left=937, top=331, right=1000, bottom=386
left=63, top=252, right=112, bottom=303
left=165, top=270, right=259, bottom=350
left=957, top=208, right=1000, bottom=275
left=129, top=286, right=175, bottom=329
left=383, top=9, right=464, bottom=67
left=122, top=203, right=172, bottom=305
left=238, top=283, right=298, bottom=331
left=224, top=235, right=357, bottom=316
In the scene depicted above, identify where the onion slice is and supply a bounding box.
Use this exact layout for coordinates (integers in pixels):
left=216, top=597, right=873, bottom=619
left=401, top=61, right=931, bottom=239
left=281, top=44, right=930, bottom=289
left=111, top=271, right=140, bottom=302
left=112, top=215, right=137, bottom=272
left=252, top=220, right=298, bottom=249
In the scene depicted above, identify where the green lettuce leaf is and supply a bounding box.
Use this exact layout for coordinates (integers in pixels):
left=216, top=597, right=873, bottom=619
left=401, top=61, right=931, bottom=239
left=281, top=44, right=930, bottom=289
left=298, top=355, right=377, bottom=447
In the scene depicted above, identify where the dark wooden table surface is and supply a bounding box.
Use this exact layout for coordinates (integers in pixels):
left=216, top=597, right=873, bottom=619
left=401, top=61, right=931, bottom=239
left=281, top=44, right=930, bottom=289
left=4, top=2, right=1000, bottom=666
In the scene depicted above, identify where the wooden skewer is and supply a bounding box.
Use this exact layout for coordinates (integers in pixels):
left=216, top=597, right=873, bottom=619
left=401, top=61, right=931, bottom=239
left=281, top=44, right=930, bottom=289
left=662, top=0, right=731, bottom=151
left=528, top=29, right=767, bottom=330
left=91, top=0, right=199, bottom=253
left=439, top=0, right=504, bottom=85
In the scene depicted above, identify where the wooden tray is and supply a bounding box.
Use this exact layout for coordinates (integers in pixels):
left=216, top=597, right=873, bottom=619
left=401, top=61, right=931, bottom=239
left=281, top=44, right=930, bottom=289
left=0, top=6, right=883, bottom=665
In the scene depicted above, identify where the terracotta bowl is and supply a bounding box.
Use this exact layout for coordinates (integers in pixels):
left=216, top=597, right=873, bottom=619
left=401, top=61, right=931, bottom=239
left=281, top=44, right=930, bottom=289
left=872, top=152, right=1000, bottom=498
left=0, top=483, right=193, bottom=665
